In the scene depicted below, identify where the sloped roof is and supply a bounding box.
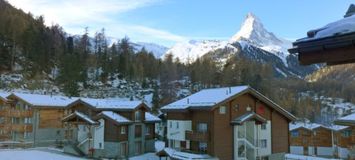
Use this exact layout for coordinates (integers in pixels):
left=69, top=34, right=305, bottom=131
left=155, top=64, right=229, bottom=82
left=162, top=86, right=249, bottom=110
left=162, top=85, right=296, bottom=121
left=98, top=111, right=132, bottom=124
left=334, top=113, right=355, bottom=126
left=8, top=93, right=78, bottom=107
left=0, top=92, right=10, bottom=101
left=70, top=98, right=149, bottom=111
left=231, top=112, right=267, bottom=125
left=288, top=4, right=355, bottom=65
left=145, top=112, right=161, bottom=123
left=62, top=111, right=97, bottom=125
left=289, top=122, right=323, bottom=131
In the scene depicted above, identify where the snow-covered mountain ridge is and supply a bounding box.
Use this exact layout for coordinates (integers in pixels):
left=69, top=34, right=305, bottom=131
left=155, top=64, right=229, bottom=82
left=162, top=13, right=320, bottom=78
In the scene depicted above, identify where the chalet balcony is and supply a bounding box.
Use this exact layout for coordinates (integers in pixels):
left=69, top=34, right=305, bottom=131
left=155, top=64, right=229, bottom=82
left=11, top=124, right=33, bottom=132
left=185, top=130, right=209, bottom=142
left=9, top=110, right=32, bottom=117
left=0, top=111, right=7, bottom=117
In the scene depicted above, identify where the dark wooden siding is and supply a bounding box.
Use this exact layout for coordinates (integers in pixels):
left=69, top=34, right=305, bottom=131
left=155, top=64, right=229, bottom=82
left=271, top=110, right=289, bottom=153
left=104, top=119, right=128, bottom=142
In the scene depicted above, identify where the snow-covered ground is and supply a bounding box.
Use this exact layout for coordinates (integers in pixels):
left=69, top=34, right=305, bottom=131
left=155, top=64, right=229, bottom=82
left=129, top=140, right=165, bottom=160
left=285, top=154, right=340, bottom=160
left=0, top=148, right=86, bottom=160
left=0, top=141, right=166, bottom=160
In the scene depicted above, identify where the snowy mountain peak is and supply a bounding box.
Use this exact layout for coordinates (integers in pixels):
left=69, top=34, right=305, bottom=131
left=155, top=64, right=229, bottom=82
left=230, top=13, right=292, bottom=65
left=231, top=12, right=264, bottom=41
left=231, top=13, right=280, bottom=45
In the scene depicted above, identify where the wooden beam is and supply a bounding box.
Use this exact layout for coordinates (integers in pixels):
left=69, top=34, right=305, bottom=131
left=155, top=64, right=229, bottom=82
left=299, top=46, right=355, bottom=65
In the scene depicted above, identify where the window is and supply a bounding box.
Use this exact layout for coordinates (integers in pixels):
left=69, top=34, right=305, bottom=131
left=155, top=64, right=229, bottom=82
left=234, top=104, right=239, bottom=111
left=135, top=111, right=141, bottom=121
left=169, top=121, right=172, bottom=128
left=121, top=126, right=126, bottom=134
left=24, top=118, right=32, bottom=124
left=99, top=143, right=102, bottom=149
left=260, top=139, right=267, bottom=148
left=261, top=124, right=266, bottom=130
left=145, top=126, right=150, bottom=135
left=291, top=130, right=299, bottom=137
left=197, top=123, right=208, bottom=133
left=219, top=106, right=226, bottom=114
left=198, top=142, right=207, bottom=153
left=342, top=130, right=352, bottom=137
left=176, top=122, right=179, bottom=129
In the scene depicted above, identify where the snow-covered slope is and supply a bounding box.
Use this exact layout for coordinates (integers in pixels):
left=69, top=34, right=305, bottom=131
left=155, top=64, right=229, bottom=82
left=132, top=42, right=168, bottom=58
left=162, top=40, right=228, bottom=63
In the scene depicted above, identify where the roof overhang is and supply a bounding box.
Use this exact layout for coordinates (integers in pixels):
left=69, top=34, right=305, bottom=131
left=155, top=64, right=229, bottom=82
left=334, top=119, right=355, bottom=127
left=7, top=93, right=66, bottom=109
left=62, top=112, right=98, bottom=125
left=231, top=112, right=267, bottom=125
left=94, top=112, right=133, bottom=125
left=67, top=99, right=151, bottom=112
left=289, top=32, right=355, bottom=65
left=161, top=87, right=297, bottom=122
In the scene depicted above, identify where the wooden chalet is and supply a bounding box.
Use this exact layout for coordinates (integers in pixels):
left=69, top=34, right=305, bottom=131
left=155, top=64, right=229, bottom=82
left=161, top=86, right=296, bottom=160
left=62, top=98, right=160, bottom=159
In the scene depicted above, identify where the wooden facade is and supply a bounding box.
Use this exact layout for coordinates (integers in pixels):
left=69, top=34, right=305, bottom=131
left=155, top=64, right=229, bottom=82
left=164, top=88, right=295, bottom=160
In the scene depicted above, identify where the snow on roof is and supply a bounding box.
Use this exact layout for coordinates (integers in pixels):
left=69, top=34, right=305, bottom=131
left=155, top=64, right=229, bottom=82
left=289, top=122, right=324, bottom=131
left=298, top=14, right=355, bottom=42
left=62, top=111, right=97, bottom=124
left=231, top=112, right=266, bottom=124
left=80, top=98, right=144, bottom=110
left=0, top=92, right=10, bottom=101
left=10, top=93, right=78, bottom=107
left=328, top=125, right=349, bottom=131
left=145, top=112, right=161, bottom=122
left=338, top=113, right=355, bottom=121
left=162, top=86, right=249, bottom=110
left=101, top=111, right=131, bottom=123
left=74, top=111, right=97, bottom=124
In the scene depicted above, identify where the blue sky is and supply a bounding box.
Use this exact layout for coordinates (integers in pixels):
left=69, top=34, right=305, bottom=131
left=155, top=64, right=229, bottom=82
left=8, top=0, right=354, bottom=47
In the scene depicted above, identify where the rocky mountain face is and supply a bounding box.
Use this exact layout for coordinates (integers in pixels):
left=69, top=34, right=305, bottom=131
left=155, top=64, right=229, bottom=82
left=163, top=13, right=321, bottom=78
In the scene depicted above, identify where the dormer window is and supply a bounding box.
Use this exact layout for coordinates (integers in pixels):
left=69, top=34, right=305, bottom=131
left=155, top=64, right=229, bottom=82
left=135, top=110, right=141, bottom=121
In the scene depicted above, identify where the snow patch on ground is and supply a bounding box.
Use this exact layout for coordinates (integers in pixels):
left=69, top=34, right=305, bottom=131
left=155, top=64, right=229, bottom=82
left=0, top=148, right=86, bottom=160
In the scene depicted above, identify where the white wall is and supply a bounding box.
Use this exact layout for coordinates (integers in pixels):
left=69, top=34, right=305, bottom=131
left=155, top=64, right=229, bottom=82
left=258, top=121, right=271, bottom=157
left=338, top=147, right=349, bottom=159
left=167, top=120, right=191, bottom=141
left=77, top=125, right=89, bottom=142
left=308, top=147, right=315, bottom=156
left=317, top=147, right=333, bottom=156
left=290, top=146, right=304, bottom=155
left=93, top=119, right=105, bottom=149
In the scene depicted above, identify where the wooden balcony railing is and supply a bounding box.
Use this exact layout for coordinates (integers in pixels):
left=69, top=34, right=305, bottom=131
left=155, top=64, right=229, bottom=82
left=9, top=110, right=33, bottom=117
left=11, top=124, right=33, bottom=132
left=185, top=130, right=209, bottom=142
left=0, top=111, right=7, bottom=117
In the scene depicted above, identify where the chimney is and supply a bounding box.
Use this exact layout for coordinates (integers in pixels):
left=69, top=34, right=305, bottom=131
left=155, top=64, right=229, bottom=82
left=187, top=98, right=190, bottom=104
left=229, top=87, right=231, bottom=94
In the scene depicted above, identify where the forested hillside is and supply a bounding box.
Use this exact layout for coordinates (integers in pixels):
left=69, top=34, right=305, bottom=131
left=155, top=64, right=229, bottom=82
left=1, top=0, right=355, bottom=123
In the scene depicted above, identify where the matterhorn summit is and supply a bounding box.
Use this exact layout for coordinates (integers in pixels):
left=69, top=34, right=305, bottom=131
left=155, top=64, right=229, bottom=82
left=230, top=13, right=291, bottom=64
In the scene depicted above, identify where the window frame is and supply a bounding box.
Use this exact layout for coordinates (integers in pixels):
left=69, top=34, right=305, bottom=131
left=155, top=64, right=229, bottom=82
left=219, top=106, right=226, bottom=114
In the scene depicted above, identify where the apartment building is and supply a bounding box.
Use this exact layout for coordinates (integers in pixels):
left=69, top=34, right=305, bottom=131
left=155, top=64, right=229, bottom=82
left=62, top=98, right=160, bottom=159
left=161, top=86, right=296, bottom=160
left=334, top=113, right=355, bottom=159
left=0, top=92, right=77, bottom=147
